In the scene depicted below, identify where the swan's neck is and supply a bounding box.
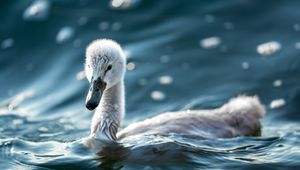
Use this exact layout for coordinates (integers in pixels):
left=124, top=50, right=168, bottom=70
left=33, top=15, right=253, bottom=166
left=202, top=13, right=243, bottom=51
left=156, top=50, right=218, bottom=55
left=90, top=80, right=125, bottom=141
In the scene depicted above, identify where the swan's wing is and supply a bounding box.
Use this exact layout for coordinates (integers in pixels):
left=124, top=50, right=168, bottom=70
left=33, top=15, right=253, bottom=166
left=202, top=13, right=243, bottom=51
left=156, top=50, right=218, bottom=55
left=118, top=96, right=266, bottom=139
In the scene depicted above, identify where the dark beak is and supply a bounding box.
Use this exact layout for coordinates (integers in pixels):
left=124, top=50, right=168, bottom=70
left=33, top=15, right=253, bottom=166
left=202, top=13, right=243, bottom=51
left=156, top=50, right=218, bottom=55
left=85, top=79, right=106, bottom=110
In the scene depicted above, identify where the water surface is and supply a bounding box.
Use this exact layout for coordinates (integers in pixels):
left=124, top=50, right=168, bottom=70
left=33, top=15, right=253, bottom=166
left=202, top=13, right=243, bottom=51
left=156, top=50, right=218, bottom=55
left=0, top=0, right=300, bottom=169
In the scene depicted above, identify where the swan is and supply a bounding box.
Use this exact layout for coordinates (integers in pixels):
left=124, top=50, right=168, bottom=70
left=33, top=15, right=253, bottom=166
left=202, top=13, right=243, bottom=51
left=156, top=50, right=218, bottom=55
left=82, top=39, right=266, bottom=148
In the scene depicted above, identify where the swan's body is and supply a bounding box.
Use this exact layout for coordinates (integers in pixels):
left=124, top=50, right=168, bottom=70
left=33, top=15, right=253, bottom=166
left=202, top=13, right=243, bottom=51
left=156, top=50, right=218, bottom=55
left=83, top=39, right=266, bottom=147
left=117, top=96, right=265, bottom=140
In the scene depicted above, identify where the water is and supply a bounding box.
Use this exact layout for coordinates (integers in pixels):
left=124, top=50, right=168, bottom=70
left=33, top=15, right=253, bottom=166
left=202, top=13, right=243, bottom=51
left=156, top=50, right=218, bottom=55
left=1, top=0, right=300, bottom=169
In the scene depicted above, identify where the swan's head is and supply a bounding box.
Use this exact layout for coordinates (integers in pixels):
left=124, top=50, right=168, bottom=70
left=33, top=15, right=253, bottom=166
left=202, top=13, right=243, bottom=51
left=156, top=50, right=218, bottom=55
left=85, top=39, right=126, bottom=110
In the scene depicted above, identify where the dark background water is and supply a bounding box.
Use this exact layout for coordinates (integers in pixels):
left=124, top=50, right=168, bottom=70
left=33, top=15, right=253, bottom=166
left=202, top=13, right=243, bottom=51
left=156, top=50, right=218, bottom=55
left=0, top=0, right=300, bottom=169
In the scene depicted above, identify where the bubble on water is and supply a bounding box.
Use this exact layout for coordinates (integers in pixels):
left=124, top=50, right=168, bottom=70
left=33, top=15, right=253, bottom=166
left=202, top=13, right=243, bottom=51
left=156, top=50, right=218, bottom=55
left=159, top=76, right=173, bottom=85
left=204, top=14, right=215, bottom=23
left=78, top=16, right=88, bottom=26
left=110, top=0, right=140, bottom=9
left=1, top=38, right=14, bottom=49
left=56, top=27, right=74, bottom=44
left=98, top=21, right=110, bottom=31
left=151, top=91, right=165, bottom=101
left=200, top=37, right=221, bottom=49
left=293, top=23, right=300, bottom=32
left=257, top=41, right=281, bottom=56
left=73, top=38, right=82, bottom=48
left=160, top=55, right=170, bottom=63
left=294, top=42, right=300, bottom=49
left=23, top=0, right=50, bottom=21
left=76, top=70, right=86, bottom=80
left=138, top=78, right=147, bottom=86
left=224, top=22, right=234, bottom=30
left=270, top=98, right=286, bottom=109
left=127, top=62, right=135, bottom=71
left=241, top=62, right=250, bottom=70
left=112, top=22, right=122, bottom=31
left=273, top=79, right=283, bottom=87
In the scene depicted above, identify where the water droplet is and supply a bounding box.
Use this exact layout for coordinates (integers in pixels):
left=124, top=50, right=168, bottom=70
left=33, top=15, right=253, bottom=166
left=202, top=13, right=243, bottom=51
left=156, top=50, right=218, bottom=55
left=241, top=62, right=250, bottom=70
left=273, top=79, right=283, bottom=87
left=159, top=76, right=173, bottom=85
left=110, top=0, right=140, bottom=9
left=270, top=99, right=286, bottom=109
left=200, top=37, right=221, bottom=49
left=23, top=0, right=50, bottom=21
left=224, top=22, right=234, bottom=30
left=138, top=78, right=147, bottom=86
left=151, top=91, right=165, bottom=101
left=112, top=22, right=122, bottom=31
left=257, top=41, right=281, bottom=56
left=56, top=27, right=74, bottom=44
left=111, top=0, right=123, bottom=8
left=160, top=55, right=170, bottom=63
left=1, top=38, right=14, bottom=49
left=78, top=16, right=88, bottom=26
left=127, top=62, right=135, bottom=71
left=204, top=14, right=215, bottom=23
left=98, top=22, right=110, bottom=31
left=293, top=23, right=300, bottom=32
left=295, top=42, right=300, bottom=49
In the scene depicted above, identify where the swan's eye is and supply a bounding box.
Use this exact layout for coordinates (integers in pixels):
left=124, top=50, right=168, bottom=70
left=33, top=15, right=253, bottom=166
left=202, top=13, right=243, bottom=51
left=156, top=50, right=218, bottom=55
left=107, top=65, right=112, bottom=71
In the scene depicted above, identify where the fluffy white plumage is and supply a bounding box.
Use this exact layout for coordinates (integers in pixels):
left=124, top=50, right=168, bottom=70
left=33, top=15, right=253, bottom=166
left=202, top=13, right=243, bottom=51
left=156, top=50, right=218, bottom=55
left=83, top=39, right=266, bottom=146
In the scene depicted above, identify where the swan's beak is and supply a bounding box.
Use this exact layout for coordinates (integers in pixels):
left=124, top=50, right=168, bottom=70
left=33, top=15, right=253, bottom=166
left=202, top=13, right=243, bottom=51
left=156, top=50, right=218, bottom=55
left=85, top=79, right=106, bottom=110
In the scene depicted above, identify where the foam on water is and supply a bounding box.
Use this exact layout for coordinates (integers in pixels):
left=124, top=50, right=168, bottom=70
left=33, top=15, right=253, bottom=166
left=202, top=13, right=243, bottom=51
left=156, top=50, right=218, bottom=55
left=241, top=62, right=250, bottom=70
left=158, top=76, right=173, bottom=85
left=151, top=91, right=165, bottom=101
left=273, top=80, right=283, bottom=87
left=270, top=99, right=286, bottom=109
left=200, top=37, right=221, bottom=49
left=257, top=41, right=281, bottom=56
left=56, top=27, right=75, bottom=44
left=1, top=38, right=14, bottom=49
left=23, top=0, right=50, bottom=21
left=127, top=62, right=136, bottom=71
left=295, top=42, right=300, bottom=49
left=109, top=0, right=141, bottom=10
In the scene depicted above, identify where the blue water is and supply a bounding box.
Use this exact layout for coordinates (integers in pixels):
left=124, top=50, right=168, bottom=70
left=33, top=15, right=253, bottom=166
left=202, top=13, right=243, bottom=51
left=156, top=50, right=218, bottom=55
left=1, top=0, right=300, bottom=169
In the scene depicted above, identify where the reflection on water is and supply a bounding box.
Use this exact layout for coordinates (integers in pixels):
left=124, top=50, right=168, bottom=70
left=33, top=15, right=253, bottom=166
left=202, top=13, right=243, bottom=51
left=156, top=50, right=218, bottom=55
left=0, top=0, right=300, bottom=169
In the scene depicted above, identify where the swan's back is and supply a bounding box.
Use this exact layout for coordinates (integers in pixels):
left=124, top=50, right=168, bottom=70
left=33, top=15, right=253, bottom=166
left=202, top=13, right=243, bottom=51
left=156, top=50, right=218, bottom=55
left=117, top=96, right=265, bottom=140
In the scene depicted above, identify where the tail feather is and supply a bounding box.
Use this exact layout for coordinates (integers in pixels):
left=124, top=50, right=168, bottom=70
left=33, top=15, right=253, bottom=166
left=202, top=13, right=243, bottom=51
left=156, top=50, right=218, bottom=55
left=220, top=95, right=266, bottom=119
